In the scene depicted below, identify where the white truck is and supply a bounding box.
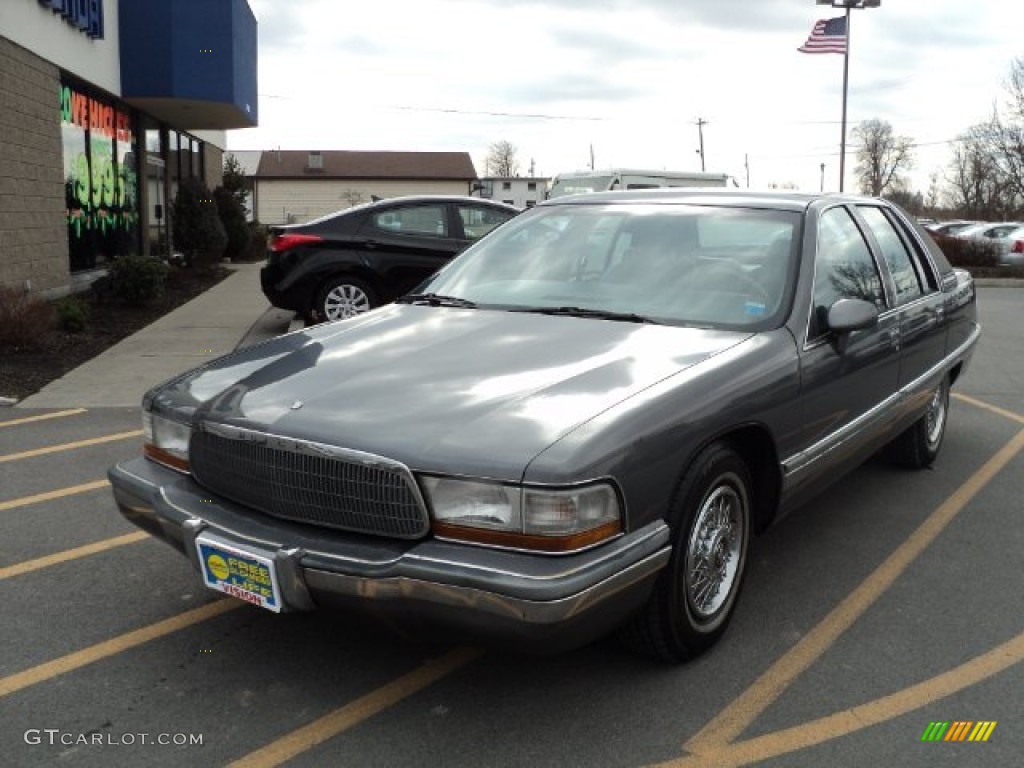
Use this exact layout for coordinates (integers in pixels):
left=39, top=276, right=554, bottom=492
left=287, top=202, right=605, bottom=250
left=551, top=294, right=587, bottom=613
left=546, top=169, right=735, bottom=199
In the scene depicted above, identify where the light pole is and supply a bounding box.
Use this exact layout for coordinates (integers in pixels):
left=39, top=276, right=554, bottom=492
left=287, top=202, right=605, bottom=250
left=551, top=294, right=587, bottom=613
left=695, top=117, right=707, bottom=172
left=815, top=0, right=880, bottom=192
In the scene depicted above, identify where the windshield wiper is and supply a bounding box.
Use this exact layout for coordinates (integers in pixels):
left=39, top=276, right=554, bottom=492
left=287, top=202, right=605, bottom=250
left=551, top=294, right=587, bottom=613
left=398, top=293, right=478, bottom=308
left=510, top=306, right=660, bottom=324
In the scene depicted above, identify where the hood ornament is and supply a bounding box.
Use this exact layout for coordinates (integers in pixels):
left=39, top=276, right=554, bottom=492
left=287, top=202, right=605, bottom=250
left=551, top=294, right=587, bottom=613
left=290, top=400, right=304, bottom=410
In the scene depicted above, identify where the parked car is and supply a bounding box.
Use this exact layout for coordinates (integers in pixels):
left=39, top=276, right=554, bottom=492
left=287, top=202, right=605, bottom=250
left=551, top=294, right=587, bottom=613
left=110, top=189, right=979, bottom=662
left=994, top=224, right=1024, bottom=266
left=925, top=220, right=979, bottom=236
left=260, top=196, right=519, bottom=322
left=950, top=221, right=1022, bottom=241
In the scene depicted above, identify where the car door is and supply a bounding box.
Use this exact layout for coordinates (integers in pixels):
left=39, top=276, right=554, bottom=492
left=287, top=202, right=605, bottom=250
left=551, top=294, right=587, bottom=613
left=354, top=201, right=462, bottom=297
left=786, top=205, right=900, bottom=497
left=453, top=202, right=517, bottom=249
left=852, top=204, right=947, bottom=394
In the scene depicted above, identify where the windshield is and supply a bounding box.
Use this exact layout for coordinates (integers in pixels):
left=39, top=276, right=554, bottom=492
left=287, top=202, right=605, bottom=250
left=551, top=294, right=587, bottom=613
left=420, top=203, right=801, bottom=330
left=547, top=176, right=615, bottom=198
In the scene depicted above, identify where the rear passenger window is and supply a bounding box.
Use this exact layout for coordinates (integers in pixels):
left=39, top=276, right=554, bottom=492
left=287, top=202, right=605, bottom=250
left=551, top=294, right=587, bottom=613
left=857, top=206, right=924, bottom=303
left=371, top=205, right=447, bottom=237
left=810, top=207, right=885, bottom=339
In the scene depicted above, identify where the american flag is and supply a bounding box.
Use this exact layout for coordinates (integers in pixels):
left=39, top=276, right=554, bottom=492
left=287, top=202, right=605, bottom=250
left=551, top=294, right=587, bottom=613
left=798, top=16, right=847, bottom=54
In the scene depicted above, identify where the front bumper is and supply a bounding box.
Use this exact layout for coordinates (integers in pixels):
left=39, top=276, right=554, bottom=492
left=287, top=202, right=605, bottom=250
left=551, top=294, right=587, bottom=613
left=108, top=457, right=671, bottom=651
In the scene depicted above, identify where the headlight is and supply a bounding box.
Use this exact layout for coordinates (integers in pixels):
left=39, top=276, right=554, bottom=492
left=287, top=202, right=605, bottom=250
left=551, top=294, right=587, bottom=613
left=422, top=477, right=622, bottom=553
left=142, top=410, right=192, bottom=473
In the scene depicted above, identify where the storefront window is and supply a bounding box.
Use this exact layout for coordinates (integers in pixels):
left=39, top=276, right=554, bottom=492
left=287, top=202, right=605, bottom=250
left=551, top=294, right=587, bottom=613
left=143, top=125, right=168, bottom=256
left=59, top=78, right=139, bottom=271
left=190, top=137, right=203, bottom=180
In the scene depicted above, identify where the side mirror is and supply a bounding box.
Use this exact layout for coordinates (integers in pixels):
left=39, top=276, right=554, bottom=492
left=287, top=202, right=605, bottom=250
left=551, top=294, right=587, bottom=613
left=827, top=298, right=878, bottom=354
left=827, top=298, right=878, bottom=334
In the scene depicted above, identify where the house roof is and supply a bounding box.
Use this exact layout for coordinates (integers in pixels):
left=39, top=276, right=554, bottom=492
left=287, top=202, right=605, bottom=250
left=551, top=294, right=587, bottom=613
left=255, top=150, right=478, bottom=180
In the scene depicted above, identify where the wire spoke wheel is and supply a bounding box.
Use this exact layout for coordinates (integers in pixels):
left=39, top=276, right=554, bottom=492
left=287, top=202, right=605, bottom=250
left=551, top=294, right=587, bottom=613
left=686, top=479, right=745, bottom=620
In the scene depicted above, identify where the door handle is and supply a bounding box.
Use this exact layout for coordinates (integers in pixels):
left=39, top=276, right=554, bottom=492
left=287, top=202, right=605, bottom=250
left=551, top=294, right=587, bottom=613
left=887, top=328, right=901, bottom=350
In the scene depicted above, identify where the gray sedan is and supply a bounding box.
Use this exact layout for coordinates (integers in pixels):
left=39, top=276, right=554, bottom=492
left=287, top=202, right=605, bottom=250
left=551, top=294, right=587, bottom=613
left=108, top=190, right=979, bottom=662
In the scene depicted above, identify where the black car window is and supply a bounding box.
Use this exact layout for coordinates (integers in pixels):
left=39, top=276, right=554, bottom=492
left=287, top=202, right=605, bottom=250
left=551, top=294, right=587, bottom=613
left=857, top=205, right=924, bottom=304
left=457, top=205, right=515, bottom=241
left=371, top=205, right=447, bottom=237
left=810, top=207, right=885, bottom=340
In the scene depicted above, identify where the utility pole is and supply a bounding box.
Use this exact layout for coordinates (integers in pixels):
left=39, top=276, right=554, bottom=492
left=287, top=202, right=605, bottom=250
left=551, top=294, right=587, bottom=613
left=745, top=153, right=750, bottom=188
left=695, top=118, right=707, bottom=171
left=820, top=162, right=826, bottom=192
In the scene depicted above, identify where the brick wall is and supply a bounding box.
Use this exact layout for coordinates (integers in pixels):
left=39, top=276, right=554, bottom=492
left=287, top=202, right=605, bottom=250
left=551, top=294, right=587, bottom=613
left=0, top=36, right=68, bottom=296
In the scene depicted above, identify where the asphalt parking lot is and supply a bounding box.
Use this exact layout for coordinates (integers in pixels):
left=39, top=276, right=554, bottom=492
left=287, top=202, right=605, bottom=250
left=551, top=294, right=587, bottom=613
left=1, top=285, right=1021, bottom=768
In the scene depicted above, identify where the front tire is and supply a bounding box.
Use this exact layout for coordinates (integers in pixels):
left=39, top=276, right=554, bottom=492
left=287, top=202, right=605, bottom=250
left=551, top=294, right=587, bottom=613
left=885, top=376, right=949, bottom=469
left=314, top=277, right=376, bottom=322
left=620, top=442, right=752, bottom=663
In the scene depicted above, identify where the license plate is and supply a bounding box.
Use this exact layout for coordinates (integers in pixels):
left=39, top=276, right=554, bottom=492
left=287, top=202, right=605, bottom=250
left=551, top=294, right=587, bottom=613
left=195, top=534, right=282, bottom=612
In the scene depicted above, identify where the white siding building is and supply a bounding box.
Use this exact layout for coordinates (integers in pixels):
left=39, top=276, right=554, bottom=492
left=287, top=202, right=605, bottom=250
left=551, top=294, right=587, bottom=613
left=476, top=177, right=550, bottom=209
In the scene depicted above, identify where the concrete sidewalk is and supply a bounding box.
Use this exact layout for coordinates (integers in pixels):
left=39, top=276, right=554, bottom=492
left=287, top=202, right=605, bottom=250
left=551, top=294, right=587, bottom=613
left=17, top=263, right=295, bottom=409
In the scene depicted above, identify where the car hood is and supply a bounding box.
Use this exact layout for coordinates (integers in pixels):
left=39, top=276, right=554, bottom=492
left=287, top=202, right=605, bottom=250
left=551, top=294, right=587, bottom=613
left=152, top=305, right=751, bottom=480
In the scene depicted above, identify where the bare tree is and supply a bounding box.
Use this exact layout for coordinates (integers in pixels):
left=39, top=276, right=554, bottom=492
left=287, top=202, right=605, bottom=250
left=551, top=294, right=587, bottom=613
left=945, top=121, right=1012, bottom=219
left=852, top=119, right=914, bottom=197
left=485, top=140, right=520, bottom=177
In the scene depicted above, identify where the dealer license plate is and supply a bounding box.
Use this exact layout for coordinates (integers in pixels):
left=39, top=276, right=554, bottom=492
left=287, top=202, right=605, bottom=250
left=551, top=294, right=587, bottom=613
left=195, top=534, right=282, bottom=612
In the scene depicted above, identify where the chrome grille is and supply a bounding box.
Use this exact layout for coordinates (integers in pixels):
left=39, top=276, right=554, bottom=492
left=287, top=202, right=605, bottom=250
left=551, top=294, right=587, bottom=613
left=190, top=426, right=429, bottom=538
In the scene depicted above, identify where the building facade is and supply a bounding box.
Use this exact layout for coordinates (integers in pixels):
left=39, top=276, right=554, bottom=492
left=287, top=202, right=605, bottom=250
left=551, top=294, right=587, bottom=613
left=253, top=151, right=480, bottom=225
left=475, top=177, right=550, bottom=209
left=0, top=0, right=258, bottom=298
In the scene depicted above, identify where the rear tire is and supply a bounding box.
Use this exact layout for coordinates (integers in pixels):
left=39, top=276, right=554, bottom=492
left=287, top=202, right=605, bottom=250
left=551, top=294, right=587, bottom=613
left=314, top=277, right=376, bottom=322
left=619, top=441, right=752, bottom=663
left=885, top=376, right=949, bottom=469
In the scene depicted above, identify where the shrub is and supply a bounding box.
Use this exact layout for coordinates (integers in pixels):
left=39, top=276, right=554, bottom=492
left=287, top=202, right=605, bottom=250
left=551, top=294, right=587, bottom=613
left=214, top=186, right=252, bottom=261
left=0, top=285, right=56, bottom=351
left=55, top=296, right=91, bottom=332
left=171, top=177, right=227, bottom=267
left=929, top=233, right=1001, bottom=269
left=108, top=255, right=170, bottom=306
left=244, top=221, right=269, bottom=262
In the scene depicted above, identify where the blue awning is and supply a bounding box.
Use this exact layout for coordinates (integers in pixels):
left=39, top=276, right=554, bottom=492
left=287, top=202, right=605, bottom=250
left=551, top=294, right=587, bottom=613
left=118, top=0, right=258, bottom=130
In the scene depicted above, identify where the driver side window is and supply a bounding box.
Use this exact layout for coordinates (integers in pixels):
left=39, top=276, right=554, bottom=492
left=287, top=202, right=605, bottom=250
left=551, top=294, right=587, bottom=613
left=810, top=207, right=885, bottom=340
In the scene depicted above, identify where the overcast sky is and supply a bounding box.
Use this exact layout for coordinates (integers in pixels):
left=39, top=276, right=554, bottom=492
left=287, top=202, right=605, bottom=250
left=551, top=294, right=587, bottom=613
left=228, top=0, right=1024, bottom=196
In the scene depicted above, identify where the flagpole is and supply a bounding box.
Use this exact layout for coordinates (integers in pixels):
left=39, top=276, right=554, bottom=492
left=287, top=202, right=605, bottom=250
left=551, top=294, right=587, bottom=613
left=838, top=5, right=851, bottom=192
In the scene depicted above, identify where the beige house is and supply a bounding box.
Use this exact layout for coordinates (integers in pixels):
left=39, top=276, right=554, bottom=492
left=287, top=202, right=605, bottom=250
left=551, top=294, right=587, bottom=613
left=254, top=150, right=479, bottom=225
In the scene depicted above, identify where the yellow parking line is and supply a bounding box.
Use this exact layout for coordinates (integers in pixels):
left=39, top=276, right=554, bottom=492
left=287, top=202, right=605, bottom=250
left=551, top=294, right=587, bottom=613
left=0, top=409, right=87, bottom=428
left=228, top=647, right=483, bottom=768
left=681, top=427, right=1024, bottom=756
left=0, top=600, right=241, bottom=698
left=654, top=631, right=1024, bottom=767
left=0, top=532, right=149, bottom=580
left=0, top=430, right=142, bottom=463
left=0, top=479, right=109, bottom=511
left=952, top=392, right=1024, bottom=426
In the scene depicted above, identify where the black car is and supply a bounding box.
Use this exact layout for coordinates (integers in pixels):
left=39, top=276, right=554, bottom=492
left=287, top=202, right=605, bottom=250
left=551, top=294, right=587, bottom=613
left=260, top=195, right=519, bottom=322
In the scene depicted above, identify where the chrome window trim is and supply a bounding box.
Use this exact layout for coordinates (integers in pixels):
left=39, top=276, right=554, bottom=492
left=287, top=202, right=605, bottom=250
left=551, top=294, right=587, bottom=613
left=854, top=204, right=932, bottom=304
left=782, top=325, right=979, bottom=481
left=803, top=203, right=890, bottom=347
left=886, top=204, right=945, bottom=291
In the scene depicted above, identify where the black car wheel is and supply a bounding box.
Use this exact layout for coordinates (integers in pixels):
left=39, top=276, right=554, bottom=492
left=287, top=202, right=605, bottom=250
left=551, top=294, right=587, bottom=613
left=885, top=375, right=949, bottom=469
left=620, top=441, right=752, bottom=663
left=315, top=277, right=377, bottom=322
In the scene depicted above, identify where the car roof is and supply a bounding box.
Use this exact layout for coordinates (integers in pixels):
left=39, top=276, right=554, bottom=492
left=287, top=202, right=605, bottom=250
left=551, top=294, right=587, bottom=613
left=361, top=195, right=519, bottom=210
left=536, top=188, right=878, bottom=212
